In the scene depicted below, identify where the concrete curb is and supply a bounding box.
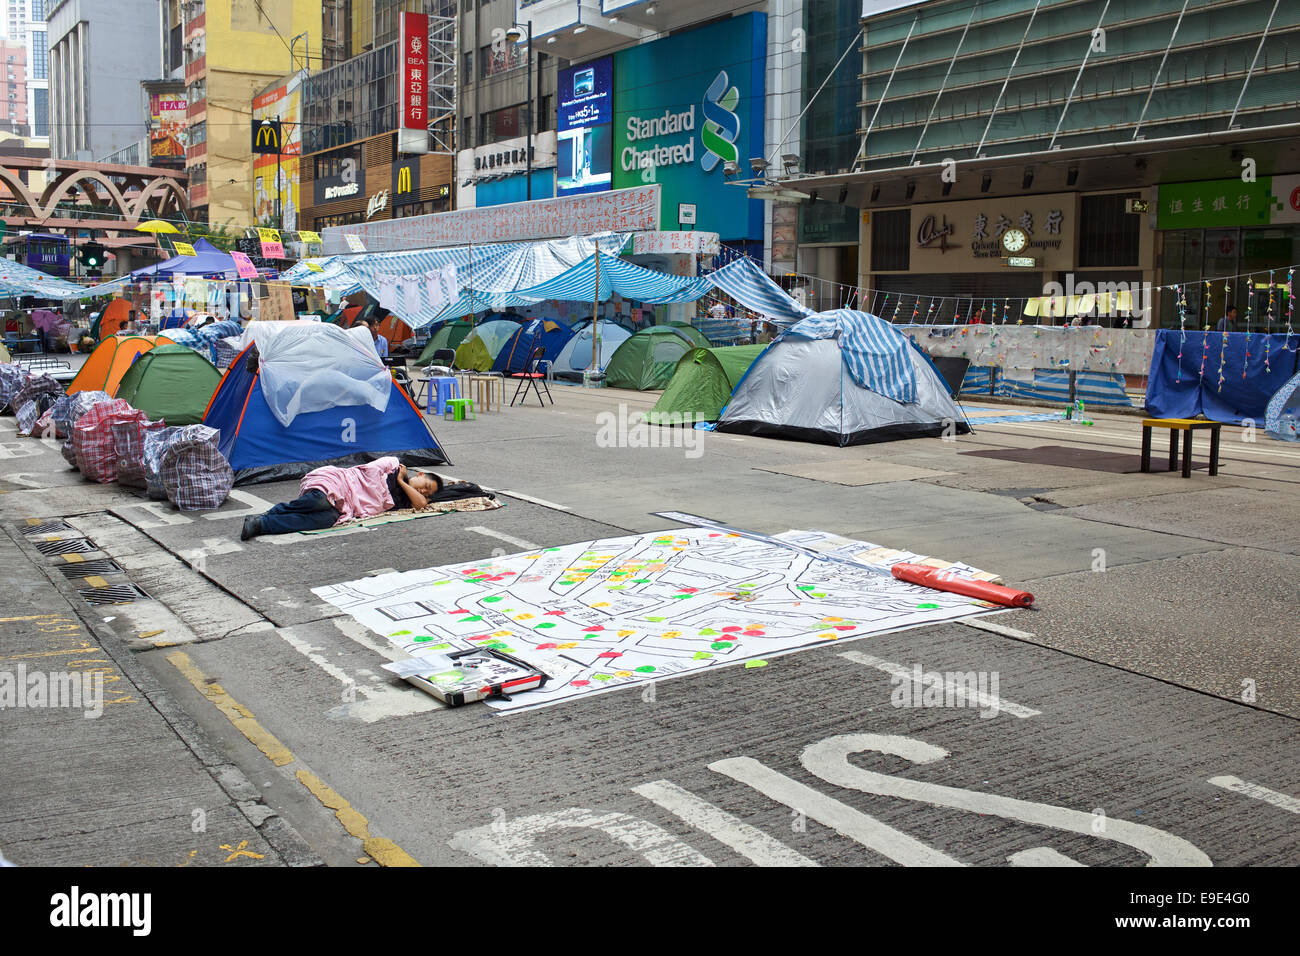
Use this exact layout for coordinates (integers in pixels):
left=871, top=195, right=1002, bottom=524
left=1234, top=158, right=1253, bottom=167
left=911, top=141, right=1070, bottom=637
left=2, top=520, right=324, bottom=868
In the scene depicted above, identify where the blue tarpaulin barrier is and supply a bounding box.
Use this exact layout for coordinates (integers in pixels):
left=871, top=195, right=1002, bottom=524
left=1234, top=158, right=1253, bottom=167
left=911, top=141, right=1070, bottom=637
left=1144, top=330, right=1300, bottom=422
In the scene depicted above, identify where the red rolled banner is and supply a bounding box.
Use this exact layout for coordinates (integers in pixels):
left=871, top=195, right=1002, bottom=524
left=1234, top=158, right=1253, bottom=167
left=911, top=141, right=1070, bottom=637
left=890, top=563, right=1035, bottom=608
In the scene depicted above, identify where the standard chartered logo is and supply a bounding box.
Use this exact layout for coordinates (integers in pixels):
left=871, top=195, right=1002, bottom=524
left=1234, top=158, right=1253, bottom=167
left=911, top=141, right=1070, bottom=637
left=700, top=70, right=740, bottom=172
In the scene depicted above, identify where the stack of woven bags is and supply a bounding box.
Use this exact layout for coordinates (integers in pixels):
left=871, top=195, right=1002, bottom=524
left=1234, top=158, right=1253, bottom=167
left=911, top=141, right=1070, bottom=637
left=2, top=361, right=234, bottom=511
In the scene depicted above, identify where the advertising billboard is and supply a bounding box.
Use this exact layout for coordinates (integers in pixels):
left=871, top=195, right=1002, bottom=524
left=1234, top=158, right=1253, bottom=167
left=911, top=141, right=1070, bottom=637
left=611, top=13, right=766, bottom=240
left=251, top=75, right=302, bottom=231
left=149, top=93, right=187, bottom=158
left=556, top=57, right=613, bottom=198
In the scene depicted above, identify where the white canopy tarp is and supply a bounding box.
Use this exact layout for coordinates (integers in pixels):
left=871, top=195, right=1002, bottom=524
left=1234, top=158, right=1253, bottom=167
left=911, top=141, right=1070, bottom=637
left=239, top=320, right=390, bottom=427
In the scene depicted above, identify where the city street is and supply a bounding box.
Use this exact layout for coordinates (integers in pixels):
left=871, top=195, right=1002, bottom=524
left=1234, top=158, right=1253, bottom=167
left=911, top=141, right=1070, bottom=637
left=3, top=384, right=1297, bottom=868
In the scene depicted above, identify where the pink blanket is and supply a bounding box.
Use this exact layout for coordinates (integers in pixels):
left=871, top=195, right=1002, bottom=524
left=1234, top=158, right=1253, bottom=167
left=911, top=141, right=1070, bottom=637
left=299, top=456, right=400, bottom=524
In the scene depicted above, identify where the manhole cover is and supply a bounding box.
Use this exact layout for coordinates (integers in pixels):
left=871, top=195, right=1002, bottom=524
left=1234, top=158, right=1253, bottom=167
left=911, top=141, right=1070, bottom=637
left=21, top=520, right=75, bottom=537
left=34, top=537, right=99, bottom=556
left=78, top=583, right=151, bottom=606
left=57, top=559, right=124, bottom=578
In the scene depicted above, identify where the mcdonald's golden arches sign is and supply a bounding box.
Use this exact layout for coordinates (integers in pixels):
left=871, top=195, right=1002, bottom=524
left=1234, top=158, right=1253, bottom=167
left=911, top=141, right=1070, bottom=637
left=252, top=120, right=282, bottom=154
left=392, top=158, right=420, bottom=200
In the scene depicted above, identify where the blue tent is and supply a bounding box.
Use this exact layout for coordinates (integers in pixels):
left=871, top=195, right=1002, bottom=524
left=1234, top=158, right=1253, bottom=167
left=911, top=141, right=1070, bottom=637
left=491, top=319, right=575, bottom=373
left=130, top=238, right=238, bottom=279
left=203, top=342, right=449, bottom=484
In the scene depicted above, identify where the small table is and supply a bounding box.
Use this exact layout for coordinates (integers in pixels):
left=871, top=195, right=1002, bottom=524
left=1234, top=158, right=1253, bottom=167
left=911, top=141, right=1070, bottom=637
left=466, top=373, right=504, bottom=413
left=1140, top=418, right=1222, bottom=478
left=444, top=398, right=476, bottom=421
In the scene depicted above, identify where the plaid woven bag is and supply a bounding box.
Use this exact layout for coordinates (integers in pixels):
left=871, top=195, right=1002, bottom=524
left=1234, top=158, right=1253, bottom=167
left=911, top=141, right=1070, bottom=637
left=143, top=426, right=182, bottom=499
left=73, top=399, right=141, bottom=483
left=113, top=418, right=167, bottom=489
left=160, top=425, right=233, bottom=511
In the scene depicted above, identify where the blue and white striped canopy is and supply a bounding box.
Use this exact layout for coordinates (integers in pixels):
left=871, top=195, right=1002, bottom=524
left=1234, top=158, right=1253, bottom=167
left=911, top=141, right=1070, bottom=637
left=0, top=257, right=93, bottom=299
left=707, top=257, right=814, bottom=325
left=782, top=310, right=917, bottom=404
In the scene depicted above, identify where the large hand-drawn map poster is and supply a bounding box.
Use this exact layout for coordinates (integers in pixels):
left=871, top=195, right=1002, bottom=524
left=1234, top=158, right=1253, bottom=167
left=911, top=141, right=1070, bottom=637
left=314, top=523, right=998, bottom=713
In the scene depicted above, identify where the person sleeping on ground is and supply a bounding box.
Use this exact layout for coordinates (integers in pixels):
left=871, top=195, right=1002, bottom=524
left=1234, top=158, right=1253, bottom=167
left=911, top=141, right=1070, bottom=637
left=240, top=457, right=485, bottom=538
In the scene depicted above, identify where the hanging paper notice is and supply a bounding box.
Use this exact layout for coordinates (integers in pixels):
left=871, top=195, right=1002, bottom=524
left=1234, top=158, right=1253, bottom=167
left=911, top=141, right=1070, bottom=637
left=173, top=242, right=197, bottom=257
left=230, top=250, right=259, bottom=278
left=261, top=240, right=285, bottom=259
left=257, top=227, right=281, bottom=244
left=299, top=230, right=322, bottom=244
left=344, top=234, right=366, bottom=252
left=305, top=262, right=324, bottom=272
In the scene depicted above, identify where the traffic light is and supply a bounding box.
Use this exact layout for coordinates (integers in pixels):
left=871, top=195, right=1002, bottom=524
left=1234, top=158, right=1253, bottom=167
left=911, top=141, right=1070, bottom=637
left=80, top=242, right=106, bottom=276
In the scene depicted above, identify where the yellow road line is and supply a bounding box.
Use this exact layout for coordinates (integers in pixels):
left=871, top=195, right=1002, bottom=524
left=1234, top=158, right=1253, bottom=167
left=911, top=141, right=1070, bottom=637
left=165, top=650, right=420, bottom=867
left=62, top=553, right=84, bottom=563
left=166, top=650, right=294, bottom=767
left=82, top=575, right=108, bottom=588
left=295, top=771, right=421, bottom=867
left=0, top=614, right=64, bottom=623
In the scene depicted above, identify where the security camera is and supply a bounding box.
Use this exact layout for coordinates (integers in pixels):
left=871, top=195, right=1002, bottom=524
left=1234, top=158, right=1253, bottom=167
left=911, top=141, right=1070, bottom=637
left=723, top=161, right=739, bottom=177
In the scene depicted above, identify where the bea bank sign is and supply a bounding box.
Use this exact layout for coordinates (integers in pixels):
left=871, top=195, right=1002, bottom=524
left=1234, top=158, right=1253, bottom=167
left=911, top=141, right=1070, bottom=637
left=612, top=12, right=766, bottom=242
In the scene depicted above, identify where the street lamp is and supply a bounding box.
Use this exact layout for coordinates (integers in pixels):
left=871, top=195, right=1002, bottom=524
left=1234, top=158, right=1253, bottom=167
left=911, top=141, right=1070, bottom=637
left=260, top=117, right=282, bottom=231
left=505, top=21, right=534, bottom=201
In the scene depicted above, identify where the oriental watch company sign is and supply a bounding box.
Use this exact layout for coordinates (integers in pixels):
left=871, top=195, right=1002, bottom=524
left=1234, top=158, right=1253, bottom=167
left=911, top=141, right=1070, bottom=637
left=907, top=195, right=1075, bottom=271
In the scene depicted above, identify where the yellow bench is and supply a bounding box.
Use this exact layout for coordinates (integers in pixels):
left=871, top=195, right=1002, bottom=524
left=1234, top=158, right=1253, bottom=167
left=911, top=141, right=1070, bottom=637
left=1140, top=418, right=1222, bottom=478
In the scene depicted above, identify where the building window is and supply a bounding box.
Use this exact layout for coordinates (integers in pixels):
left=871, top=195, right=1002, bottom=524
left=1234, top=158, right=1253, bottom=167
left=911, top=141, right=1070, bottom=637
left=311, top=210, right=366, bottom=229
left=871, top=209, right=910, bottom=272
left=30, top=31, right=47, bottom=80
left=394, top=196, right=450, bottom=219
left=479, top=42, right=522, bottom=79
left=1079, top=194, right=1140, bottom=268
left=479, top=104, right=523, bottom=145
left=313, top=143, right=362, bottom=182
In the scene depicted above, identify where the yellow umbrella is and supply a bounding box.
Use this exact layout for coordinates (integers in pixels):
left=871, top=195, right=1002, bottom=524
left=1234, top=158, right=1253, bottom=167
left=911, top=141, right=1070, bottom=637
left=135, top=219, right=181, bottom=234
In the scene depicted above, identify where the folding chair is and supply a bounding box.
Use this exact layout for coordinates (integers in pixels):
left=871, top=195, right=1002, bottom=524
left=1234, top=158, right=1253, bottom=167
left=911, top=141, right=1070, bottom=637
left=509, top=347, right=553, bottom=407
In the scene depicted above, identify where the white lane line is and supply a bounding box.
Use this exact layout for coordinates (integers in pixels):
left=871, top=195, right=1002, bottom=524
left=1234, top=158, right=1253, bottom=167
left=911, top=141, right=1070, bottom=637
left=497, top=490, right=571, bottom=511
left=708, top=756, right=964, bottom=867
left=467, top=526, right=538, bottom=551
left=962, top=617, right=1037, bottom=640
left=1207, top=776, right=1300, bottom=814
left=1008, top=847, right=1085, bottom=867
left=839, top=650, right=1041, bottom=719
left=632, top=779, right=819, bottom=867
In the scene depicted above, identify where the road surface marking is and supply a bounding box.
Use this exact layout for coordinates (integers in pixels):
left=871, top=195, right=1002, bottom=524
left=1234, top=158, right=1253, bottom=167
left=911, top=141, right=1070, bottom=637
left=202, top=489, right=276, bottom=521
left=449, top=807, right=714, bottom=867
left=166, top=650, right=294, bottom=766
left=165, top=650, right=421, bottom=865
left=1008, top=847, right=1086, bottom=866
left=498, top=490, right=570, bottom=511
left=800, top=733, right=1210, bottom=866
left=839, top=650, right=1041, bottom=718
left=962, top=617, right=1037, bottom=640
left=1208, top=776, right=1300, bottom=814
left=633, top=779, right=818, bottom=866
left=294, top=770, right=420, bottom=866
left=466, top=526, right=538, bottom=551
left=709, top=756, right=963, bottom=866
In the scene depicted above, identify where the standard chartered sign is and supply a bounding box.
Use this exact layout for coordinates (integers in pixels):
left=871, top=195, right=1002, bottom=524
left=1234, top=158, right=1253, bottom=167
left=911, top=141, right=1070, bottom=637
left=622, top=107, right=696, bottom=174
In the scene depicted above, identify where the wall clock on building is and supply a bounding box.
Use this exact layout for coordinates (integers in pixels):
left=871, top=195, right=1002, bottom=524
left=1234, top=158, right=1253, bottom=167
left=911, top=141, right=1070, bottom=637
left=1001, top=228, right=1028, bottom=254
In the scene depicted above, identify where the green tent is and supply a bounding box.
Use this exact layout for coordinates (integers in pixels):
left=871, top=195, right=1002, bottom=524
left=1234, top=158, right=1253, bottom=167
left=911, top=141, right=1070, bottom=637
left=115, top=344, right=223, bottom=425
left=664, top=320, right=713, bottom=345
left=415, top=320, right=475, bottom=366
left=453, top=319, right=520, bottom=371
left=604, top=326, right=705, bottom=390
left=646, top=345, right=766, bottom=425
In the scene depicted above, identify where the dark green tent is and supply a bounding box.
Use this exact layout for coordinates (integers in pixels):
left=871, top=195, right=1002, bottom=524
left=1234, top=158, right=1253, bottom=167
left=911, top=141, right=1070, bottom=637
left=115, top=344, right=222, bottom=425
left=646, top=345, right=766, bottom=425
left=604, top=326, right=708, bottom=390
left=415, top=320, right=475, bottom=366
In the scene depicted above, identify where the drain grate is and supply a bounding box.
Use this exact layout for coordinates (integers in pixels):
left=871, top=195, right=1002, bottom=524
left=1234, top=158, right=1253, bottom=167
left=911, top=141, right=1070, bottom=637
left=21, top=520, right=75, bottom=537
left=34, top=537, right=98, bottom=556
left=56, top=559, right=124, bottom=578
left=78, top=583, right=151, bottom=606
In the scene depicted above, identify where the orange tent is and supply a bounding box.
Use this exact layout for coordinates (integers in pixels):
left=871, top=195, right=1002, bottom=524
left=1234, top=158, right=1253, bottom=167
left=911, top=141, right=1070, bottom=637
left=68, top=334, right=175, bottom=396
left=338, top=305, right=364, bottom=328
left=98, top=298, right=134, bottom=339
left=376, top=313, right=414, bottom=347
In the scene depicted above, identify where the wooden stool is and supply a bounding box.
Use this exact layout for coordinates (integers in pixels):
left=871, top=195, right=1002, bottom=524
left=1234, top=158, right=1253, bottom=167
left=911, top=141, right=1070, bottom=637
left=468, top=373, right=504, bottom=412
left=1140, top=418, right=1222, bottom=478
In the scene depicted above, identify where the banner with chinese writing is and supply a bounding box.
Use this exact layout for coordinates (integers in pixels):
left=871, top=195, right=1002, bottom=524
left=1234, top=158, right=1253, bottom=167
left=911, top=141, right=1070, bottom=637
left=230, top=251, right=259, bottom=279
left=400, top=12, right=429, bottom=132
left=1156, top=179, right=1279, bottom=230
left=149, top=93, right=187, bottom=158
left=173, top=242, right=197, bottom=257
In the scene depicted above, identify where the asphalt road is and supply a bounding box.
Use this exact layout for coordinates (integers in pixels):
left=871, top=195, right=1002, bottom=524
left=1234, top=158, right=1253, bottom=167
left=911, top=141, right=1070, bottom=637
left=2, top=385, right=1297, bottom=867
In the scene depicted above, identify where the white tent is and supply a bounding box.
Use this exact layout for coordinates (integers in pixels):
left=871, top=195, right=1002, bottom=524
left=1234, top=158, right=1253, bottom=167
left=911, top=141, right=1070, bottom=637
left=551, top=320, right=633, bottom=380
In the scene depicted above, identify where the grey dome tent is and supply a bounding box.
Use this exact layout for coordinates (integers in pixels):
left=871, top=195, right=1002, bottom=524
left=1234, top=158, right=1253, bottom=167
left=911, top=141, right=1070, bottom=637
left=717, top=310, right=971, bottom=446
